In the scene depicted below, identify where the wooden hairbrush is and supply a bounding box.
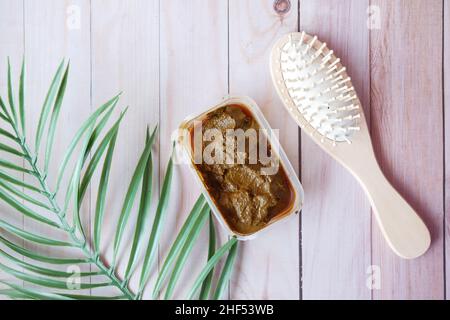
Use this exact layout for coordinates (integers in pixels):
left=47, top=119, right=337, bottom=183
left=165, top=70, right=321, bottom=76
left=270, top=32, right=430, bottom=259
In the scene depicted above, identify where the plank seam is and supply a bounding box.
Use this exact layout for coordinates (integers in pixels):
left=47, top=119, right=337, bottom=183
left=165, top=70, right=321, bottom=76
left=227, top=0, right=231, bottom=301
left=297, top=0, right=303, bottom=302
left=368, top=0, right=374, bottom=302
left=89, top=0, right=94, bottom=292
left=442, top=0, right=447, bottom=301
left=157, top=0, right=162, bottom=300
left=21, top=0, right=26, bottom=290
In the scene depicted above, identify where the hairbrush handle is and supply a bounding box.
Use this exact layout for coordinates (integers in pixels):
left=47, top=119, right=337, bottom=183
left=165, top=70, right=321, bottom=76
left=354, top=152, right=431, bottom=259
left=270, top=31, right=430, bottom=259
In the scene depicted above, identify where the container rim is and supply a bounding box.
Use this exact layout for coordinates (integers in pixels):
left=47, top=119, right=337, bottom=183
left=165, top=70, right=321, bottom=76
left=176, top=95, right=304, bottom=240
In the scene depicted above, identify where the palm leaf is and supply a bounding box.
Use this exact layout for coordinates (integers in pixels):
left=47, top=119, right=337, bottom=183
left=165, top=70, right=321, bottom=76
left=54, top=93, right=120, bottom=193
left=0, top=158, right=33, bottom=174
left=78, top=110, right=127, bottom=204
left=112, top=126, right=157, bottom=262
left=138, top=149, right=174, bottom=294
left=152, top=195, right=206, bottom=299
left=43, top=62, right=70, bottom=174
left=35, top=59, right=65, bottom=153
left=124, top=126, right=157, bottom=280
left=0, top=219, right=72, bottom=247
left=0, top=187, right=59, bottom=227
left=57, top=294, right=124, bottom=300
left=212, top=240, right=238, bottom=299
left=164, top=204, right=209, bottom=299
left=0, top=235, right=88, bottom=265
left=0, top=180, right=53, bottom=211
left=83, top=105, right=116, bottom=164
left=0, top=95, right=12, bottom=122
left=0, top=281, right=71, bottom=300
left=93, top=128, right=119, bottom=252
left=0, top=263, right=109, bottom=290
left=6, top=58, right=18, bottom=125
left=199, top=213, right=217, bottom=299
left=0, top=111, right=10, bottom=123
left=70, top=122, right=97, bottom=239
left=0, top=59, right=239, bottom=300
left=0, top=249, right=99, bottom=278
left=0, top=169, right=43, bottom=194
left=0, top=289, right=34, bottom=300
left=0, top=142, right=24, bottom=157
left=0, top=127, right=17, bottom=142
left=18, top=57, right=25, bottom=132
left=187, top=237, right=238, bottom=299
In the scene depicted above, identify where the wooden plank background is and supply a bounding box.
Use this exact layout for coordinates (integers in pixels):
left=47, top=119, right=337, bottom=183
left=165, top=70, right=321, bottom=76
left=444, top=0, right=449, bottom=300
left=0, top=0, right=448, bottom=300
left=228, top=0, right=300, bottom=300
left=370, top=0, right=444, bottom=300
left=300, top=0, right=372, bottom=300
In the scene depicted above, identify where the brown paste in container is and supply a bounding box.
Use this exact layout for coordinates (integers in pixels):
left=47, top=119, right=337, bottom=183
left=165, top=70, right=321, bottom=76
left=190, top=105, right=294, bottom=235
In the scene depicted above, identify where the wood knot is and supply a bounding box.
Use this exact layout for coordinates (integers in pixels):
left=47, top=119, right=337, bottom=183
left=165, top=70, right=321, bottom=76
left=273, top=0, right=291, bottom=15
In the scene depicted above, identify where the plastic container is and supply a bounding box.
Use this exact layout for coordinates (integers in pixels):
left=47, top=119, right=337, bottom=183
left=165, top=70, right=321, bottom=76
left=176, top=96, right=304, bottom=240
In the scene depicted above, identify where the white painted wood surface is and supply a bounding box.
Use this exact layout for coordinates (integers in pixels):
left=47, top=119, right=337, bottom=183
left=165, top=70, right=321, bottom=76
left=160, top=0, right=229, bottom=299
left=0, top=0, right=448, bottom=300
left=228, top=0, right=300, bottom=300
left=445, top=0, right=450, bottom=300
left=23, top=0, right=92, bottom=295
left=300, top=0, right=372, bottom=300
left=0, top=0, right=24, bottom=289
left=90, top=0, right=160, bottom=297
left=370, top=0, right=444, bottom=299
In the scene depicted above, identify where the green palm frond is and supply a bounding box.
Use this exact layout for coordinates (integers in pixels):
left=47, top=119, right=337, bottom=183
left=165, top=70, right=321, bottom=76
left=0, top=59, right=238, bottom=300
left=199, top=213, right=217, bottom=299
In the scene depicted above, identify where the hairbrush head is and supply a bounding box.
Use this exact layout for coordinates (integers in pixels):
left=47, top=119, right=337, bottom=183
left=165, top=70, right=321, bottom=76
left=272, top=31, right=362, bottom=145
left=270, top=32, right=431, bottom=260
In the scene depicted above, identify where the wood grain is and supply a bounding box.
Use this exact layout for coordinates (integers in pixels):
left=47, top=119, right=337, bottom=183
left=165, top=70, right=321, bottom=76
left=299, top=0, right=372, bottom=300
left=159, top=0, right=229, bottom=299
left=228, top=0, right=300, bottom=300
left=444, top=0, right=449, bottom=300
left=90, top=0, right=160, bottom=296
left=22, top=0, right=92, bottom=294
left=0, top=0, right=448, bottom=300
left=370, top=0, right=444, bottom=299
left=0, top=0, right=24, bottom=288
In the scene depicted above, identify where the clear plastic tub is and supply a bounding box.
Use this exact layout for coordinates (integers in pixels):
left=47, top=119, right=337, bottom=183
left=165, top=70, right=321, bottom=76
left=176, top=96, right=304, bottom=240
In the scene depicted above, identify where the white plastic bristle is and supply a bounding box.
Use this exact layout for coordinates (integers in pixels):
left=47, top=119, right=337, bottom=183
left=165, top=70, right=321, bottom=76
left=322, top=50, right=334, bottom=62
left=302, top=36, right=317, bottom=55
left=344, top=94, right=357, bottom=102
left=336, top=86, right=354, bottom=94
left=334, top=67, right=346, bottom=77
left=337, top=77, right=351, bottom=85
left=299, top=31, right=306, bottom=44
left=329, top=58, right=341, bottom=69
left=278, top=33, right=362, bottom=143
left=326, top=65, right=338, bottom=75
left=330, top=75, right=344, bottom=84
left=289, top=87, right=302, bottom=93
left=314, top=43, right=326, bottom=57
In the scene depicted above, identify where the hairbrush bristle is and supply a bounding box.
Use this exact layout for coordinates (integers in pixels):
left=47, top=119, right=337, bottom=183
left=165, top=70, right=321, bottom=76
left=278, top=31, right=361, bottom=144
